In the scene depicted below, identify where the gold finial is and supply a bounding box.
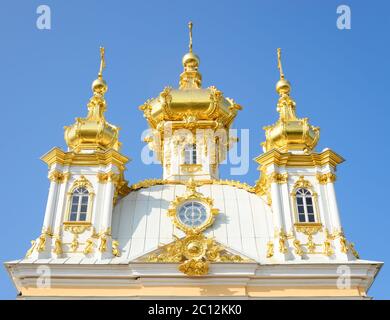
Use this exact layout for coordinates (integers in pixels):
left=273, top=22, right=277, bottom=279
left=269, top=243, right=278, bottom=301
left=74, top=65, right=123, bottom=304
left=277, top=48, right=284, bottom=80
left=188, top=21, right=193, bottom=53
left=98, top=46, right=106, bottom=79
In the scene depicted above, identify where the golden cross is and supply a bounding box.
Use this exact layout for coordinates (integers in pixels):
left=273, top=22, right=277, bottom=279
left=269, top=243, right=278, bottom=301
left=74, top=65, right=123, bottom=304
left=99, top=46, right=106, bottom=78
left=188, top=21, right=193, bottom=52
left=277, top=48, right=284, bottom=79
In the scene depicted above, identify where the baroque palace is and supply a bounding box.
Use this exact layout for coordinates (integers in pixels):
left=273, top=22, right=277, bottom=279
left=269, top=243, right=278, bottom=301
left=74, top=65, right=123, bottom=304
left=5, top=23, right=381, bottom=299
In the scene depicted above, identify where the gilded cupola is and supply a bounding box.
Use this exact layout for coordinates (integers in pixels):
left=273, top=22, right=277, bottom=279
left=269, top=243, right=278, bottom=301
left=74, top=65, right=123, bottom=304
left=64, top=47, right=120, bottom=153
left=139, top=22, right=242, bottom=132
left=262, top=49, right=320, bottom=153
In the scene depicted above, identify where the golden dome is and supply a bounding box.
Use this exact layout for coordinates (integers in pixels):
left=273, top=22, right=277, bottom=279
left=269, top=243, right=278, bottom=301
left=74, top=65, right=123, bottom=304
left=64, top=47, right=120, bottom=153
left=262, top=49, right=320, bottom=153
left=139, top=22, right=242, bottom=131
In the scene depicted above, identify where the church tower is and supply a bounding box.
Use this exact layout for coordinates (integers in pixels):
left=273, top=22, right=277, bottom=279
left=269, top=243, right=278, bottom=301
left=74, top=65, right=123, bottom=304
left=5, top=24, right=381, bottom=299
left=140, top=22, right=241, bottom=181
left=25, top=48, right=129, bottom=261
left=254, top=48, right=356, bottom=262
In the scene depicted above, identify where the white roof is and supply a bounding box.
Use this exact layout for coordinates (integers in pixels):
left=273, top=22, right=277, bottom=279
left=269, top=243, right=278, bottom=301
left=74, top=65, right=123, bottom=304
left=111, top=183, right=273, bottom=262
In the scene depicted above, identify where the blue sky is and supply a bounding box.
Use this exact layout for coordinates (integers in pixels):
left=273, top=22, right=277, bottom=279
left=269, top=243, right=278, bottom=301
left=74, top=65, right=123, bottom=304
left=0, top=0, right=388, bottom=299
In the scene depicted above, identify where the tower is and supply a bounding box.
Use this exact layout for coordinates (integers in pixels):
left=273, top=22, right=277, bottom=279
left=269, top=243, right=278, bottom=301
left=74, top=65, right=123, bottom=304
left=254, top=48, right=355, bottom=262
left=25, top=47, right=129, bottom=261
left=140, top=22, right=241, bottom=181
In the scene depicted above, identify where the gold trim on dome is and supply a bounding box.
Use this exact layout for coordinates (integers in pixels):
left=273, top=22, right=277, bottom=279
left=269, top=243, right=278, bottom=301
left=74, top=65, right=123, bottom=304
left=128, top=178, right=256, bottom=194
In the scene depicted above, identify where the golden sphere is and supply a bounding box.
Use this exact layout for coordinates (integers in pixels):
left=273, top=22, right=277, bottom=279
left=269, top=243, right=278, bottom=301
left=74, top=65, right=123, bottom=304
left=182, top=52, right=200, bottom=67
left=276, top=78, right=291, bottom=95
left=92, top=78, right=108, bottom=94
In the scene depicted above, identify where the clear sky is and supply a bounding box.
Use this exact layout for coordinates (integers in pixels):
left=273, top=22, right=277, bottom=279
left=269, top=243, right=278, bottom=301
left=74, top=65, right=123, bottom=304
left=0, top=0, right=388, bottom=299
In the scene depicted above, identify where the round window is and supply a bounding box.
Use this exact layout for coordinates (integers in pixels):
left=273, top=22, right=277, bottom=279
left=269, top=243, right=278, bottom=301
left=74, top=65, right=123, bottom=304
left=177, top=201, right=208, bottom=228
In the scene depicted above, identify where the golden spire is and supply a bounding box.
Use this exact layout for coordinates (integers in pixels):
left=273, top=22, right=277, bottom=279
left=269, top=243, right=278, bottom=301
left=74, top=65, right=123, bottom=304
left=277, top=48, right=284, bottom=80
left=275, top=48, right=291, bottom=96
left=188, top=21, right=193, bottom=53
left=261, top=48, right=320, bottom=153
left=92, top=46, right=108, bottom=95
left=64, top=47, right=120, bottom=152
left=179, top=21, right=202, bottom=89
left=98, top=46, right=106, bottom=79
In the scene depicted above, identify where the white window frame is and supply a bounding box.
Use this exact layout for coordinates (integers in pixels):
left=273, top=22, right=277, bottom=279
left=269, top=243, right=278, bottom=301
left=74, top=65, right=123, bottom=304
left=295, top=188, right=316, bottom=223
left=69, top=187, right=89, bottom=222
left=184, top=143, right=197, bottom=165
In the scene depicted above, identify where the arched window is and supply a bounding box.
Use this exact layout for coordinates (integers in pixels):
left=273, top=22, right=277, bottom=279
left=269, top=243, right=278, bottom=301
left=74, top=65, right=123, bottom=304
left=184, top=144, right=197, bottom=164
left=295, top=188, right=315, bottom=223
left=69, top=187, right=89, bottom=221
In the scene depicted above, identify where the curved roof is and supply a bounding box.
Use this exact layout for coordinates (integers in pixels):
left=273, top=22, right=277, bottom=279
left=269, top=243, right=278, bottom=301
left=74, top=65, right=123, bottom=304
left=112, top=183, right=273, bottom=262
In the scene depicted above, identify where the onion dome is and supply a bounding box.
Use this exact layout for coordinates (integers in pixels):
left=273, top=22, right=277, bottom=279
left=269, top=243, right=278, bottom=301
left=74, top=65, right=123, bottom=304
left=139, top=22, right=242, bottom=131
left=64, top=47, right=120, bottom=153
left=262, top=48, right=320, bottom=153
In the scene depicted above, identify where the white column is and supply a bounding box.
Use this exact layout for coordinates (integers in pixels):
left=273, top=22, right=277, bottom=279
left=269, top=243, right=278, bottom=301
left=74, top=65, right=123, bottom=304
left=270, top=182, right=284, bottom=230
left=52, top=178, right=69, bottom=235
left=326, top=182, right=342, bottom=232
left=101, top=181, right=114, bottom=232
left=280, top=182, right=293, bottom=232
left=42, top=179, right=59, bottom=233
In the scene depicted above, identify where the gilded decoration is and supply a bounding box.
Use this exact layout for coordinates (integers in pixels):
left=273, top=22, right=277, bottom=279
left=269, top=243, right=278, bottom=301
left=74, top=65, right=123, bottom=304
left=144, top=179, right=247, bottom=276
left=53, top=237, right=63, bottom=255
left=83, top=239, right=94, bottom=254
left=167, top=179, right=219, bottom=234
left=261, top=48, right=320, bottom=153
left=266, top=241, right=274, bottom=258
left=25, top=228, right=53, bottom=257
left=138, top=22, right=242, bottom=168
left=180, top=164, right=202, bottom=173
left=291, top=177, right=321, bottom=224
left=293, top=239, right=304, bottom=257
left=316, top=172, right=337, bottom=185
left=112, top=240, right=121, bottom=257
left=63, top=222, right=92, bottom=253
left=268, top=172, right=288, bottom=184
left=129, top=178, right=255, bottom=195
left=49, top=170, right=70, bottom=183
left=145, top=233, right=246, bottom=276
left=64, top=47, right=121, bottom=153
left=292, top=176, right=313, bottom=190
left=65, top=176, right=95, bottom=223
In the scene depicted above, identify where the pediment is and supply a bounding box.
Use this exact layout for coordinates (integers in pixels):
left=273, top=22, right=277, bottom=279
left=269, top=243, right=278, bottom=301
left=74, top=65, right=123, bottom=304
left=133, top=234, right=255, bottom=267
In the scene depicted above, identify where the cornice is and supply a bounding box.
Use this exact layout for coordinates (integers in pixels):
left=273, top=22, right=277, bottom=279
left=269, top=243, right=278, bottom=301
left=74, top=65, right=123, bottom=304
left=41, top=147, right=130, bottom=171
left=254, top=148, right=345, bottom=169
